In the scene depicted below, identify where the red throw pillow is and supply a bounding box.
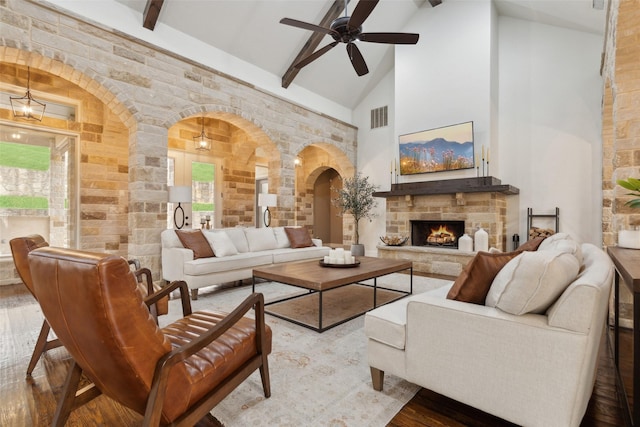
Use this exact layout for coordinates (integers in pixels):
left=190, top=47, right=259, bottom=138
left=284, top=227, right=314, bottom=248
left=446, top=250, right=522, bottom=305
left=175, top=230, right=215, bottom=259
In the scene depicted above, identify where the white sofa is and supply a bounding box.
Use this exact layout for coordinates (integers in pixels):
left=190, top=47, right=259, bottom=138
left=365, top=236, right=614, bottom=427
left=162, top=227, right=330, bottom=299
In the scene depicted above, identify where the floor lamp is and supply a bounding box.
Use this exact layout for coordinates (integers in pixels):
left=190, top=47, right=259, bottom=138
left=258, top=193, right=277, bottom=227
left=168, top=186, right=192, bottom=229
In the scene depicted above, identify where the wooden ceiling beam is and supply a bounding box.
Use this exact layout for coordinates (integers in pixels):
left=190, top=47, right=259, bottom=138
left=143, top=0, right=164, bottom=31
left=281, top=0, right=350, bottom=89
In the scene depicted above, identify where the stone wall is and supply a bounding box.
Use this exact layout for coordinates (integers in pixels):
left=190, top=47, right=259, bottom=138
left=601, top=0, right=640, bottom=326
left=0, top=0, right=357, bottom=285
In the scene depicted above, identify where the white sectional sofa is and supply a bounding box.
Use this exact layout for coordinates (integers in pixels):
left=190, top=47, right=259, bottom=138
left=162, top=226, right=330, bottom=299
left=365, top=234, right=614, bottom=427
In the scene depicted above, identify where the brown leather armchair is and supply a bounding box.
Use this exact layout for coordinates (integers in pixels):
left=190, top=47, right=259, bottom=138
left=9, top=235, right=169, bottom=375
left=9, top=234, right=61, bottom=376
left=28, top=246, right=272, bottom=426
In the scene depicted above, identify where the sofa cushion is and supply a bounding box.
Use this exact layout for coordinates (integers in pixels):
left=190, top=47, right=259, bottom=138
left=285, top=227, right=314, bottom=248
left=365, top=285, right=452, bottom=351
left=175, top=230, right=215, bottom=259
left=273, top=227, right=291, bottom=249
left=271, top=246, right=330, bottom=264
left=244, top=228, right=278, bottom=252
left=446, top=250, right=521, bottom=305
left=183, top=252, right=273, bottom=276
left=203, top=230, right=238, bottom=257
left=486, top=251, right=580, bottom=315
left=537, top=233, right=583, bottom=265
left=223, top=228, right=250, bottom=253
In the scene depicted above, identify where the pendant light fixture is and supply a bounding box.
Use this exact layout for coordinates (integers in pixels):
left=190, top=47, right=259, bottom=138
left=10, top=67, right=46, bottom=121
left=193, top=116, right=212, bottom=151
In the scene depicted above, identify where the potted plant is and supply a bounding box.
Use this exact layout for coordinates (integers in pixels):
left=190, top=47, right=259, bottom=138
left=616, top=177, right=640, bottom=248
left=332, top=172, right=378, bottom=256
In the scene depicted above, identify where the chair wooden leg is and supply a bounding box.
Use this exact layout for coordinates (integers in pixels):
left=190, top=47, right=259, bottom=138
left=52, top=362, right=83, bottom=426
left=191, top=288, right=199, bottom=300
left=371, top=367, right=384, bottom=391
left=27, top=320, right=62, bottom=376
left=259, top=355, right=271, bottom=398
left=52, top=362, right=102, bottom=426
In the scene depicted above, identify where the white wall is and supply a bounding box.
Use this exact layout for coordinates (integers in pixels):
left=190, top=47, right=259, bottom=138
left=396, top=0, right=494, bottom=184
left=498, top=16, right=603, bottom=245
left=354, top=1, right=604, bottom=252
left=353, top=70, right=396, bottom=254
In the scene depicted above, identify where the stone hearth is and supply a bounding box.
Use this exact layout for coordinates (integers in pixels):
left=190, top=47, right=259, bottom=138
left=374, top=177, right=519, bottom=276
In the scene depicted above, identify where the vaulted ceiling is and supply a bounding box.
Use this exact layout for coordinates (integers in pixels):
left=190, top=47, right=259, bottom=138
left=86, top=0, right=606, bottom=110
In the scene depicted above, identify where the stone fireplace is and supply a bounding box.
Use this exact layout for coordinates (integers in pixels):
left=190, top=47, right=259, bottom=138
left=373, top=177, right=519, bottom=276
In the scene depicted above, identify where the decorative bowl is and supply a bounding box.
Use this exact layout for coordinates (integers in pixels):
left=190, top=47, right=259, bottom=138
left=380, top=236, right=409, bottom=246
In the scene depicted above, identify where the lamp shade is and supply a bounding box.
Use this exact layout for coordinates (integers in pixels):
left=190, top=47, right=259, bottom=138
left=168, top=186, right=192, bottom=203
left=258, top=193, right=277, bottom=207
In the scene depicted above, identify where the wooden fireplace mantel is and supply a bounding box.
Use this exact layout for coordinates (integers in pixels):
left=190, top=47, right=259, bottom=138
left=373, top=176, right=519, bottom=198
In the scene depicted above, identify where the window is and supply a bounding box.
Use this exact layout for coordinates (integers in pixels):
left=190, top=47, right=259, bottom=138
left=167, top=151, right=218, bottom=229
left=0, top=124, right=78, bottom=255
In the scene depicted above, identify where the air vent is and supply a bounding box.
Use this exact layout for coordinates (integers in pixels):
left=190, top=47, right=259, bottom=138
left=370, top=106, right=388, bottom=129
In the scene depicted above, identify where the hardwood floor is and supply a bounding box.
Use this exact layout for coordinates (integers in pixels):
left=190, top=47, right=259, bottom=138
left=0, top=283, right=628, bottom=426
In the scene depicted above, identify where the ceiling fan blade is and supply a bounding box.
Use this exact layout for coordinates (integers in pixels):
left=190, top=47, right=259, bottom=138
left=294, top=41, right=339, bottom=69
left=348, top=0, right=379, bottom=29
left=358, top=32, right=420, bottom=44
left=280, top=18, right=337, bottom=36
left=346, top=42, right=369, bottom=76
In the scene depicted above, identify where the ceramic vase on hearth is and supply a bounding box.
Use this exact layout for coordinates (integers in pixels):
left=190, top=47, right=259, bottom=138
left=474, top=227, right=489, bottom=252
left=458, top=233, right=473, bottom=252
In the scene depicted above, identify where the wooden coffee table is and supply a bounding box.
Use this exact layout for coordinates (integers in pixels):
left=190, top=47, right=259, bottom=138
left=252, top=256, right=412, bottom=332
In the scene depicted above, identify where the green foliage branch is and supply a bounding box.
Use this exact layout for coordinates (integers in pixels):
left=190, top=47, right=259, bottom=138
left=617, top=177, right=640, bottom=209
left=332, top=172, right=378, bottom=244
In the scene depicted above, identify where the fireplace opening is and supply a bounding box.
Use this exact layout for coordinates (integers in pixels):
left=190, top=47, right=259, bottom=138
left=411, top=220, right=465, bottom=248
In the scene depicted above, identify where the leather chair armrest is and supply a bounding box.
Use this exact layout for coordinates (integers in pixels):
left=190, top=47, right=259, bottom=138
left=144, top=280, right=193, bottom=317
left=144, top=292, right=268, bottom=425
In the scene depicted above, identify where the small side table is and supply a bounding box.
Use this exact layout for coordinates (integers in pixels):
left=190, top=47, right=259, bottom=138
left=607, top=246, right=640, bottom=427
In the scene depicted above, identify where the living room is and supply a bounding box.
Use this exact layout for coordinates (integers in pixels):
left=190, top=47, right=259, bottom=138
left=0, top=0, right=637, bottom=425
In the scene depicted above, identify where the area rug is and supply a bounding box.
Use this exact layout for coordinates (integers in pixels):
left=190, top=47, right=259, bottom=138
left=161, top=273, right=451, bottom=427
left=265, top=283, right=407, bottom=330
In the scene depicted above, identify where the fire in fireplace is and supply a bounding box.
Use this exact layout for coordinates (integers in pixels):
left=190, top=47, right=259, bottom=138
left=411, top=220, right=465, bottom=248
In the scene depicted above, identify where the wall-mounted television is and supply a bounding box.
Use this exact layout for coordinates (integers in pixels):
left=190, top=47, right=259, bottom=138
left=398, top=121, right=474, bottom=175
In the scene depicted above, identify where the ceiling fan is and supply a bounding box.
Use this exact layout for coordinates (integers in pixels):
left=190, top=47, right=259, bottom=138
left=280, top=0, right=419, bottom=77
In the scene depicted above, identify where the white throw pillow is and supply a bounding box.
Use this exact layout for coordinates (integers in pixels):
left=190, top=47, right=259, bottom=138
left=244, top=227, right=278, bottom=252
left=272, top=227, right=291, bottom=249
left=537, top=233, right=583, bottom=265
left=203, top=230, right=238, bottom=257
left=223, top=228, right=250, bottom=253
left=485, top=250, right=580, bottom=315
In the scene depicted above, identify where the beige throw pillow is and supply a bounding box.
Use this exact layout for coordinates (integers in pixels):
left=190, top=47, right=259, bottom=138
left=485, top=250, right=580, bottom=315
left=203, top=230, right=238, bottom=257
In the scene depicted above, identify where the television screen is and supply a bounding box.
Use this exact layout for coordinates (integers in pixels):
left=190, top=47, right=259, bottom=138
left=398, top=121, right=474, bottom=175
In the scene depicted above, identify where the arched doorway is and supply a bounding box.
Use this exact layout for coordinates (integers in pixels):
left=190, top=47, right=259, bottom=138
left=313, top=168, right=342, bottom=244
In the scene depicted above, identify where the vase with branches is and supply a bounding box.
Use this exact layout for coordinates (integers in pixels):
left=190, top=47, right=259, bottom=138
left=332, top=172, right=378, bottom=248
